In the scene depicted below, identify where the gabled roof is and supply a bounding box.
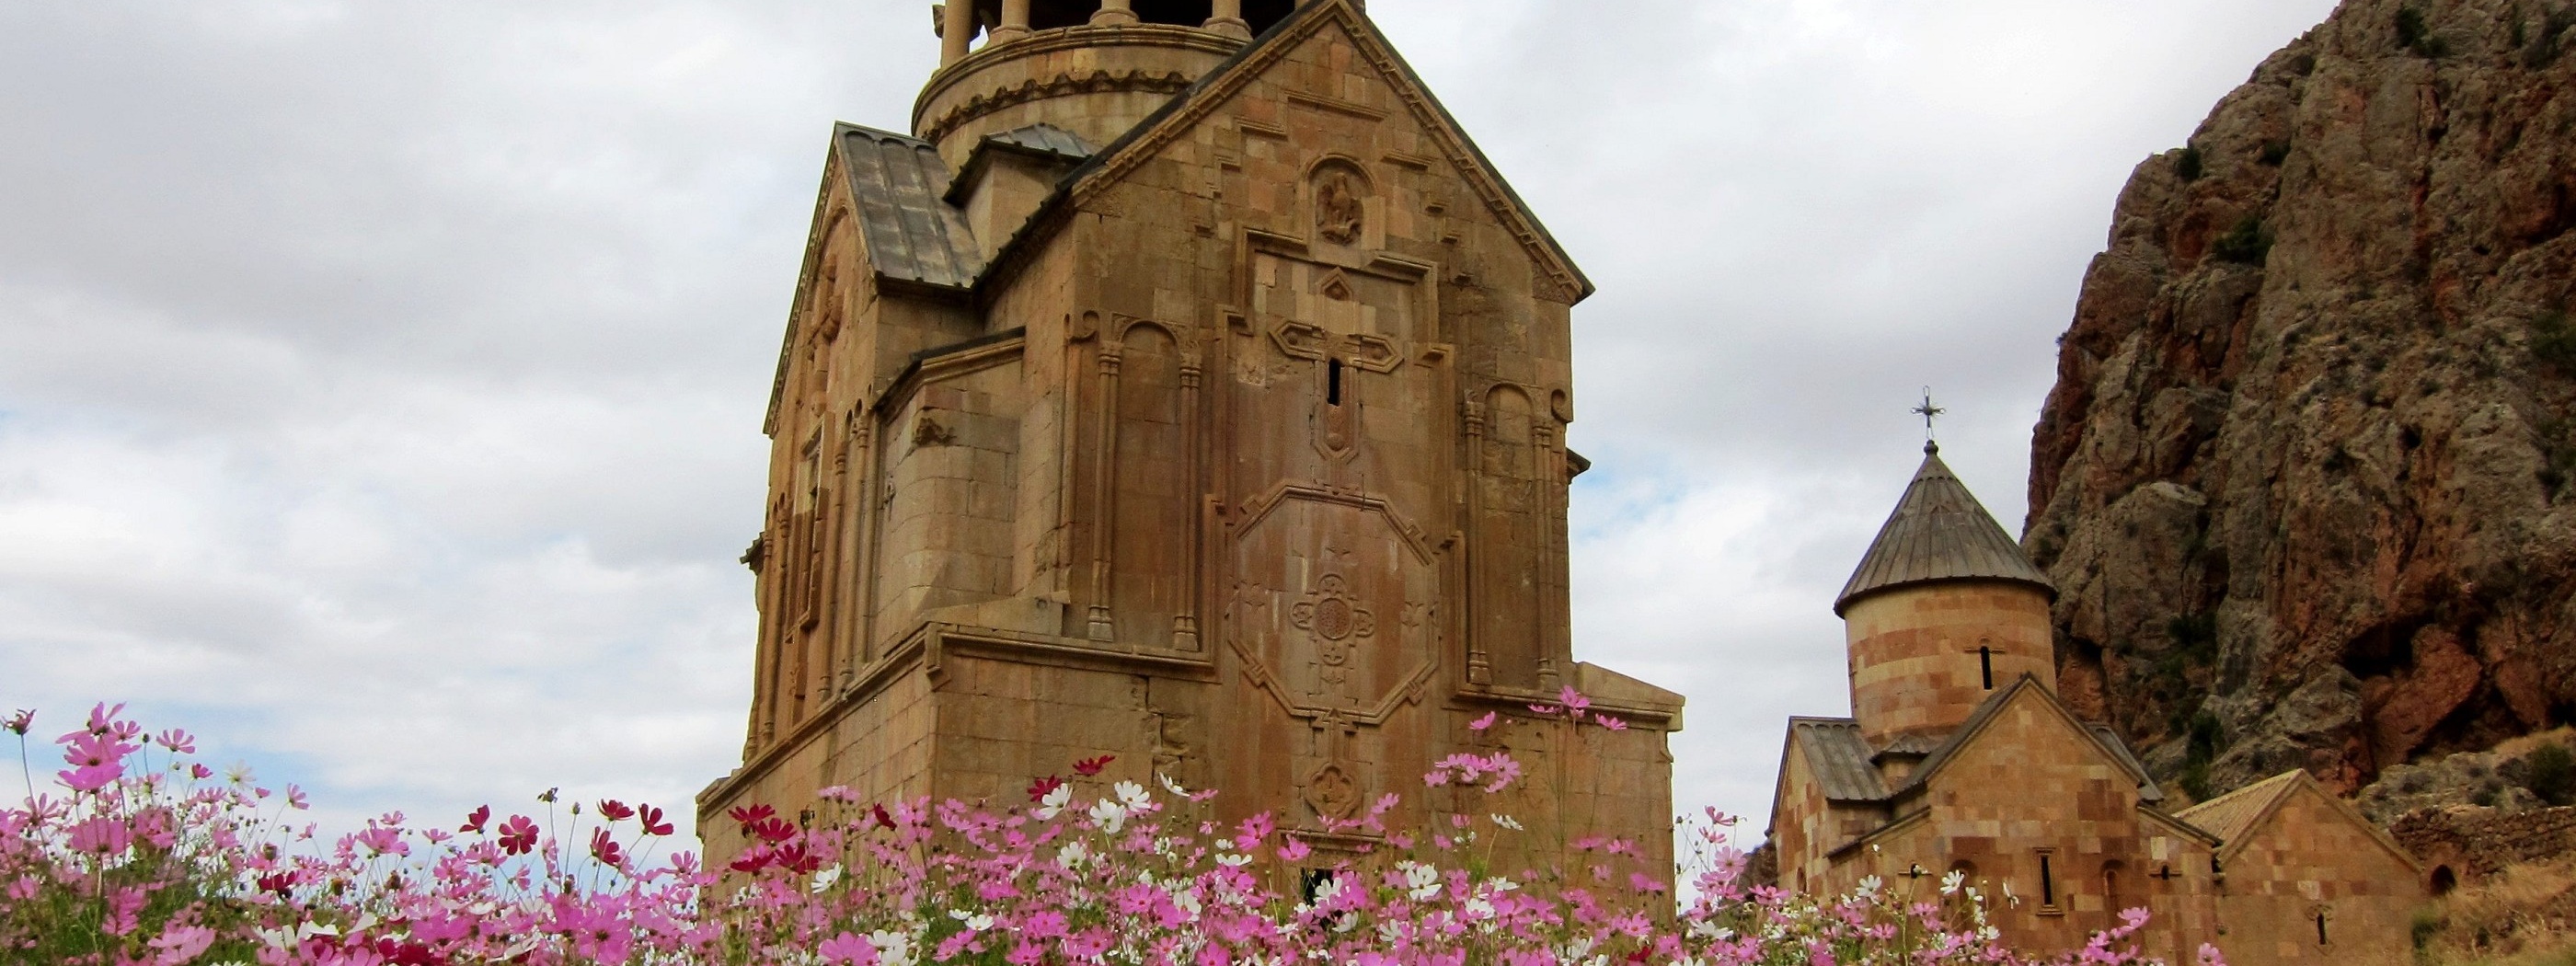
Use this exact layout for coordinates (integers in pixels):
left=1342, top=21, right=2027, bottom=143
left=1893, top=674, right=2162, bottom=804
left=765, top=124, right=990, bottom=433
left=2179, top=770, right=2300, bottom=845
left=1835, top=443, right=2056, bottom=615
left=945, top=123, right=1098, bottom=206
left=2177, top=769, right=2419, bottom=871
left=1788, top=718, right=1893, bottom=804
left=991, top=0, right=1594, bottom=305
left=835, top=123, right=986, bottom=290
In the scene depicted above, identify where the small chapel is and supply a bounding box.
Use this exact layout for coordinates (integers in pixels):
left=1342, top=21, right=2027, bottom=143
left=1763, top=442, right=2426, bottom=964
left=697, top=0, right=1682, bottom=884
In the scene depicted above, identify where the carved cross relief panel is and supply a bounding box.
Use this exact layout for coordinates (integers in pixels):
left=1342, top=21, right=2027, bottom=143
left=1225, top=489, right=1440, bottom=720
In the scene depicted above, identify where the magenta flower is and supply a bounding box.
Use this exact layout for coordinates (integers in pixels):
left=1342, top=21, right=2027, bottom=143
left=598, top=799, right=636, bottom=822
left=3, top=708, right=30, bottom=735
left=1596, top=715, right=1628, bottom=732
left=1468, top=711, right=1499, bottom=731
left=460, top=804, right=490, bottom=834
left=498, top=814, right=539, bottom=856
left=154, top=728, right=196, bottom=753
left=637, top=802, right=674, bottom=836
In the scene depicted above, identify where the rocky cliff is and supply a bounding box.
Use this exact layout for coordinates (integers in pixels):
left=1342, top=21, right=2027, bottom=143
left=2026, top=0, right=2576, bottom=802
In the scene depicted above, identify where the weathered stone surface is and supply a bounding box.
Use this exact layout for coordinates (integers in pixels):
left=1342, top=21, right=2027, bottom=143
left=2028, top=0, right=2576, bottom=800
left=697, top=0, right=1683, bottom=882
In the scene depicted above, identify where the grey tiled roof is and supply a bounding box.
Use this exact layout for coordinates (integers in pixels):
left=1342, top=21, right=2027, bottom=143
left=836, top=123, right=983, bottom=290
left=1790, top=719, right=1892, bottom=803
left=1834, top=443, right=2055, bottom=615
left=983, top=123, right=1096, bottom=161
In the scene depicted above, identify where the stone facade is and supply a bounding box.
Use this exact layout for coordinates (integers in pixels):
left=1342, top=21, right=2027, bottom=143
left=697, top=0, right=1683, bottom=886
left=1765, top=447, right=2424, bottom=964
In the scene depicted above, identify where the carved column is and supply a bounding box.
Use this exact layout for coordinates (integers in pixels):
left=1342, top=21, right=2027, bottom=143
left=1092, top=0, right=1138, bottom=26
left=1204, top=0, right=1250, bottom=38
left=1175, top=355, right=1205, bottom=650
left=1087, top=343, right=1124, bottom=641
left=940, top=1, right=975, bottom=63
left=993, top=0, right=1031, bottom=41
left=1460, top=397, right=1492, bottom=686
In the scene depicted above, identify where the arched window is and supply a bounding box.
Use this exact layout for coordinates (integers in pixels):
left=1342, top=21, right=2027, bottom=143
left=2431, top=865, right=2458, bottom=896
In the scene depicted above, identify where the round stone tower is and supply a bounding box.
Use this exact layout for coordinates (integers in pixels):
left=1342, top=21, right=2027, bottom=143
left=918, top=0, right=1307, bottom=167
left=1834, top=443, right=2058, bottom=748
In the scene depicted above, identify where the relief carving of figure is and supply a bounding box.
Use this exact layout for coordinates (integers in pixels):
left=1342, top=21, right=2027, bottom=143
left=1316, top=170, right=1364, bottom=245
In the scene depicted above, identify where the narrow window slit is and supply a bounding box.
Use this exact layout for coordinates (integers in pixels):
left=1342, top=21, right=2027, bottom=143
left=1328, top=359, right=1344, bottom=406
left=1980, top=646, right=1995, bottom=690
left=2039, top=854, right=2056, bottom=907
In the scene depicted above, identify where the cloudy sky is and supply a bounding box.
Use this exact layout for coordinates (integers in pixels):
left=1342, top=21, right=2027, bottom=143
left=0, top=0, right=2340, bottom=844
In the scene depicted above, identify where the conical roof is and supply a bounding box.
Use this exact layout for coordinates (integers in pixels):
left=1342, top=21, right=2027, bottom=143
left=1834, top=443, right=2054, bottom=615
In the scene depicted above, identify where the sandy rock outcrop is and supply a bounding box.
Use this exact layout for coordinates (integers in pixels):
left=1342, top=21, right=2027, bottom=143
left=2027, top=0, right=2576, bottom=801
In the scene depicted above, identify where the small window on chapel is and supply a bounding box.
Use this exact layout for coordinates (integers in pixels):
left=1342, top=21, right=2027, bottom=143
left=2315, top=910, right=2329, bottom=946
left=2036, top=850, right=2059, bottom=910
left=1328, top=359, right=1344, bottom=406
left=1979, top=646, right=1995, bottom=690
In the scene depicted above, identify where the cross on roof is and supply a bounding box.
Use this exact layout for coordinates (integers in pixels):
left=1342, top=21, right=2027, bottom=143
left=1911, top=389, right=1947, bottom=453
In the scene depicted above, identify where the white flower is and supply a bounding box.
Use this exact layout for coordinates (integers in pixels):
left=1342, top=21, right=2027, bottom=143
left=1159, top=773, right=1190, bottom=797
left=811, top=865, right=845, bottom=894
left=1058, top=841, right=1094, bottom=870
left=869, top=929, right=916, bottom=966
left=1217, top=852, right=1253, bottom=868
left=1489, top=813, right=1524, bottom=831
left=1037, top=784, right=1073, bottom=820
left=1089, top=799, right=1129, bottom=834
left=1397, top=860, right=1442, bottom=902
left=1115, top=780, right=1152, bottom=810
left=1464, top=896, right=1496, bottom=921
left=949, top=911, right=995, bottom=933
left=1173, top=888, right=1203, bottom=922
left=2002, top=881, right=2021, bottom=907
left=1855, top=875, right=1883, bottom=899
left=1940, top=869, right=1965, bottom=896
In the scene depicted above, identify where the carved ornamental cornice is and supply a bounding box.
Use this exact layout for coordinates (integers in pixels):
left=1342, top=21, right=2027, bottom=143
left=912, top=24, right=1245, bottom=146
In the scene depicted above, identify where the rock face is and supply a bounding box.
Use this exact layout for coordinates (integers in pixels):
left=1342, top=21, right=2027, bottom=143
left=2027, top=0, right=2576, bottom=802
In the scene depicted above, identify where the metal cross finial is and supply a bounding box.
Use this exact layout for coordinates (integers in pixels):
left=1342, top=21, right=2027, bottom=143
left=1911, top=388, right=1947, bottom=453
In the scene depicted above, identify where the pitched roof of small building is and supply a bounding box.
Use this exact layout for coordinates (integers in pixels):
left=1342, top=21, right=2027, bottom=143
left=1892, top=675, right=2163, bottom=804
left=834, top=123, right=986, bottom=291
left=2178, top=770, right=2302, bottom=845
left=1788, top=718, right=1892, bottom=803
left=1834, top=443, right=2056, bottom=615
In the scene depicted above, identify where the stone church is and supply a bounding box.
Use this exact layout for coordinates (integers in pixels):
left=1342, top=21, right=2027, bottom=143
left=696, top=0, right=1683, bottom=880
left=1764, top=443, right=2426, bottom=964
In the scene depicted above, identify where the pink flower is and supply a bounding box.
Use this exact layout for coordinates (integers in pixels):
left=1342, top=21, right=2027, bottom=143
left=1074, top=754, right=1115, bottom=776
left=599, top=799, right=637, bottom=822
left=1596, top=716, right=1628, bottom=732
left=821, top=932, right=881, bottom=966
left=460, top=805, right=490, bottom=834
left=498, top=814, right=539, bottom=856
left=352, top=825, right=408, bottom=857
left=69, top=816, right=132, bottom=856
left=1468, top=711, right=1498, bottom=731
left=153, top=729, right=195, bottom=753
left=149, top=925, right=216, bottom=964
left=1278, top=836, right=1312, bottom=862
